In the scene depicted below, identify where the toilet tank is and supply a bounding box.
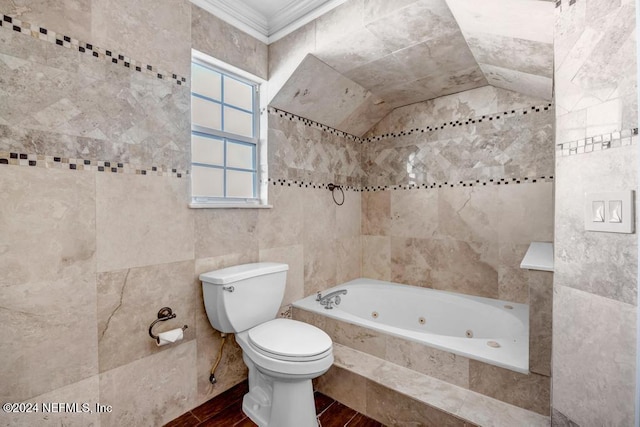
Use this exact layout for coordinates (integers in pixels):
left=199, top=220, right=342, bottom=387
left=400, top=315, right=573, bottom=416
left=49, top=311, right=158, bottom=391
left=200, top=263, right=288, bottom=333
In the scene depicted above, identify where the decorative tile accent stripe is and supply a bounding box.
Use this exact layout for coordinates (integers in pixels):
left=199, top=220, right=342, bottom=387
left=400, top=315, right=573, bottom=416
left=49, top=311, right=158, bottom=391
left=269, top=104, right=554, bottom=145
left=0, top=151, right=188, bottom=178
left=268, top=107, right=361, bottom=141
left=268, top=177, right=360, bottom=191
left=268, top=176, right=553, bottom=192
left=362, top=103, right=554, bottom=143
left=0, top=14, right=187, bottom=86
left=0, top=152, right=552, bottom=190
left=360, top=176, right=554, bottom=192
left=556, top=128, right=638, bottom=157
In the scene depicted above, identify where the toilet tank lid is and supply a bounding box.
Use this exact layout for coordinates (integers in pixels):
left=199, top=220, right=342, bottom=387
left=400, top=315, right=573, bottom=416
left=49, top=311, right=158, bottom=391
left=200, top=262, right=288, bottom=285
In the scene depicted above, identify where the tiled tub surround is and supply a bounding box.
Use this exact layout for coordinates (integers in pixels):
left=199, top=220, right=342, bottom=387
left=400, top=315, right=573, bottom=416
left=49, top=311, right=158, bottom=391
left=293, top=304, right=551, bottom=416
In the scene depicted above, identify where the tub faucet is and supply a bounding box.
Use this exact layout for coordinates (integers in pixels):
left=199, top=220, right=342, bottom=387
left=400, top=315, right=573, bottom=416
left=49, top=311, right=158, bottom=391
left=316, top=289, right=347, bottom=309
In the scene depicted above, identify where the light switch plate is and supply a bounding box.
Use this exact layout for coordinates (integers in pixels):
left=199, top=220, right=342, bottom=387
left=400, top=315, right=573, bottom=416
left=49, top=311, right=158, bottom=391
left=584, top=191, right=635, bottom=233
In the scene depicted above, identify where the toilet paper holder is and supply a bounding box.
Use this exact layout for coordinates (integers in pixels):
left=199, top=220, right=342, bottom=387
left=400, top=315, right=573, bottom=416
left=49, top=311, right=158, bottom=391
left=148, top=307, right=188, bottom=342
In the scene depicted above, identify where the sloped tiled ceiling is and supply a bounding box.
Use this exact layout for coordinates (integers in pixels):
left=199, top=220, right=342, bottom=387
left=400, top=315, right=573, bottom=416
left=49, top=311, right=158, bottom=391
left=203, top=0, right=554, bottom=135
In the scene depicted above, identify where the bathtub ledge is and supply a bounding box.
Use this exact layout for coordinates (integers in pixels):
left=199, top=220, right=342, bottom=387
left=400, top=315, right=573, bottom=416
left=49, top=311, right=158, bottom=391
left=329, top=343, right=550, bottom=427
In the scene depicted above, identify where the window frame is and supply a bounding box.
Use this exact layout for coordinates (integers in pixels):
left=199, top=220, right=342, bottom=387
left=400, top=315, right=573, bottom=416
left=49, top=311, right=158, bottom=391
left=189, top=49, right=270, bottom=209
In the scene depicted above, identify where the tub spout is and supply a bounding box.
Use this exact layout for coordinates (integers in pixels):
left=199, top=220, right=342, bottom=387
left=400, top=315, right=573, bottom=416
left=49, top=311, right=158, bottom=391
left=317, top=289, right=347, bottom=309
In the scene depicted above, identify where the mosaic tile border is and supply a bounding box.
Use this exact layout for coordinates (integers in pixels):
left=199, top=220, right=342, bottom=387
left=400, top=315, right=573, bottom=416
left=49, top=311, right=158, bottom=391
left=556, top=128, right=638, bottom=157
left=360, top=176, right=554, bottom=192
left=268, top=104, right=554, bottom=145
left=0, top=150, right=553, bottom=192
left=0, top=151, right=188, bottom=178
left=0, top=14, right=187, bottom=86
left=268, top=107, right=361, bottom=141
left=268, top=177, right=360, bottom=191
left=268, top=176, right=553, bottom=192
left=362, top=103, right=554, bottom=143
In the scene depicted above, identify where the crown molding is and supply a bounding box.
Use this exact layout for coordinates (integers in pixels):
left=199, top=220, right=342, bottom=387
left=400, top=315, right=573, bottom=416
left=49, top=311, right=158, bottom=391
left=190, top=0, right=347, bottom=44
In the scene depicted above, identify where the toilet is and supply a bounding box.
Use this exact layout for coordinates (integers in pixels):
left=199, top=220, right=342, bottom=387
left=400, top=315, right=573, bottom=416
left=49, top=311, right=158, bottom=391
left=200, top=263, right=333, bottom=427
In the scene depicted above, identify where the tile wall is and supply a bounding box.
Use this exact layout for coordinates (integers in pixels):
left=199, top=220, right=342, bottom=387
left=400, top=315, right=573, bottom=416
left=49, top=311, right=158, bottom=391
left=552, top=0, right=638, bottom=425
left=0, top=0, right=597, bottom=424
left=0, top=2, right=361, bottom=426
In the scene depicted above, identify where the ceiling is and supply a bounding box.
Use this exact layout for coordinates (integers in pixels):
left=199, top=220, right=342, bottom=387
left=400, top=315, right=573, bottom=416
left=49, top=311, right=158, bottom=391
left=198, top=0, right=554, bottom=135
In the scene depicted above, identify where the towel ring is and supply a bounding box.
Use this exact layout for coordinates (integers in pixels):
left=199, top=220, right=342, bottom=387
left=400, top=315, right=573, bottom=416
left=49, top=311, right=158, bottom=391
left=327, top=183, right=345, bottom=206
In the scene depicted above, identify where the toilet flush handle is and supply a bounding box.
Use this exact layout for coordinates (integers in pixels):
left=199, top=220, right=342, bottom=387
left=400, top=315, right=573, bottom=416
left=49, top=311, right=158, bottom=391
left=222, top=286, right=235, bottom=292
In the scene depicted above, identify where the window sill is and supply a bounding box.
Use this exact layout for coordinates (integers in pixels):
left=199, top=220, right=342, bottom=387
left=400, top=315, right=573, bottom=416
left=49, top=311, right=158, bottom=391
left=189, top=202, right=273, bottom=209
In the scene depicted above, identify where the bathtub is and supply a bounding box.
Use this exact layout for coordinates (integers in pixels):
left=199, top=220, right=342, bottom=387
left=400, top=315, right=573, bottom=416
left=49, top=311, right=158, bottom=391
left=293, top=278, right=529, bottom=374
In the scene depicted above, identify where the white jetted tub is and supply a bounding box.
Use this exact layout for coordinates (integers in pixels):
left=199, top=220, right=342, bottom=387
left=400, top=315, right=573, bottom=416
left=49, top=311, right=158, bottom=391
left=293, top=278, right=529, bottom=373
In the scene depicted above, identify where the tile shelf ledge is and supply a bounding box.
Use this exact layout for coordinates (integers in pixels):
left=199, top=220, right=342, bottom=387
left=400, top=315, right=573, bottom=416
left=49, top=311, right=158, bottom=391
left=520, top=242, right=554, bottom=272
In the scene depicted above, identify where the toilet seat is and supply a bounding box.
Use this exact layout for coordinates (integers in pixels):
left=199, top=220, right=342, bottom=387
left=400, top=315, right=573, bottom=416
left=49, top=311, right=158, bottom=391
left=248, top=319, right=332, bottom=362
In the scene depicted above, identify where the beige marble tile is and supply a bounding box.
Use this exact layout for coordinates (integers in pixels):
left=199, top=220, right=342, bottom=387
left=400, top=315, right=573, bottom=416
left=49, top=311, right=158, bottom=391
left=391, top=237, right=498, bottom=297
left=497, top=243, right=531, bottom=304
left=366, top=381, right=465, bottom=427
left=315, top=27, right=391, bottom=75
left=97, top=260, right=196, bottom=373
left=529, top=271, right=552, bottom=377
left=390, top=237, right=434, bottom=287
left=336, top=237, right=362, bottom=284
left=267, top=20, right=316, bottom=103
left=191, top=4, right=268, bottom=79
left=96, top=173, right=194, bottom=272
left=259, top=245, right=304, bottom=307
left=362, top=236, right=391, bottom=281
left=364, top=0, right=459, bottom=52
left=258, top=184, right=304, bottom=250
left=385, top=336, right=469, bottom=388
left=481, top=63, right=553, bottom=101
left=336, top=190, right=361, bottom=238
left=314, top=366, right=367, bottom=415
left=303, top=239, right=337, bottom=297
left=469, top=360, right=550, bottom=415
left=466, top=33, right=553, bottom=79
left=498, top=182, right=554, bottom=246
left=194, top=208, right=258, bottom=260
left=303, top=186, right=337, bottom=245
left=0, top=167, right=98, bottom=402
left=362, top=190, right=390, bottom=235
left=92, top=0, right=192, bottom=77
left=0, top=376, right=100, bottom=427
left=1, top=0, right=92, bottom=42
left=291, top=307, right=326, bottom=330
left=269, top=55, right=371, bottom=135
left=553, top=285, right=636, bottom=427
left=437, top=185, right=498, bottom=244
left=446, top=0, right=554, bottom=44
left=457, top=392, right=550, bottom=427
left=99, top=340, right=197, bottom=427
left=324, top=317, right=386, bottom=359
left=390, top=188, right=438, bottom=239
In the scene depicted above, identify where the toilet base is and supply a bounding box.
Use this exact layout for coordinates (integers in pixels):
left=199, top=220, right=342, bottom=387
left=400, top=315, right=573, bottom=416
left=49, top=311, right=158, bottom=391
left=242, top=376, right=317, bottom=427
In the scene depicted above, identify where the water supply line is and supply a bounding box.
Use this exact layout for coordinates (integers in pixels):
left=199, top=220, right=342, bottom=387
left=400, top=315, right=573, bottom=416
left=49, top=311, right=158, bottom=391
left=209, top=332, right=227, bottom=384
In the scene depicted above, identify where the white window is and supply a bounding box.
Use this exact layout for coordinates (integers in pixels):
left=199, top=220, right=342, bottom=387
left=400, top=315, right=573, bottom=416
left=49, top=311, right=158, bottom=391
left=189, top=50, right=268, bottom=208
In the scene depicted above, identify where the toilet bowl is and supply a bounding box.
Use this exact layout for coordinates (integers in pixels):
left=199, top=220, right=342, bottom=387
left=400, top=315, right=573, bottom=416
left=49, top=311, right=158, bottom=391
left=200, top=263, right=334, bottom=427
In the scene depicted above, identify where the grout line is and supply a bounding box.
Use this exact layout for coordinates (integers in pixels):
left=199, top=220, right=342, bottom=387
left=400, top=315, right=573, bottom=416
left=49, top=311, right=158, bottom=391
left=343, top=411, right=359, bottom=426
